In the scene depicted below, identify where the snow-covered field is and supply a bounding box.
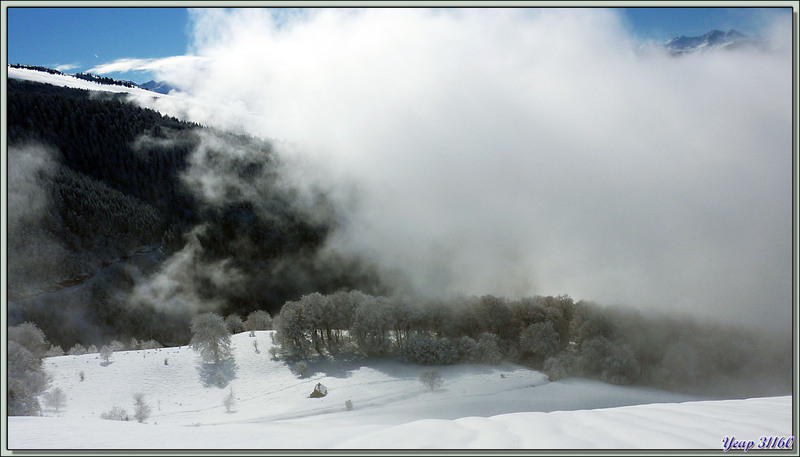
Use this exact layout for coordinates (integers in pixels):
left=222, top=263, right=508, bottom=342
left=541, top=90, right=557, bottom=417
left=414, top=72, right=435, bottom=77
left=6, top=331, right=793, bottom=450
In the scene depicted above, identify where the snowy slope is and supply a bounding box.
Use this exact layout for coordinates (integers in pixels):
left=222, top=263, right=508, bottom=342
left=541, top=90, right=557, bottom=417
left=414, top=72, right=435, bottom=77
left=6, top=332, right=793, bottom=450
left=7, top=66, right=168, bottom=98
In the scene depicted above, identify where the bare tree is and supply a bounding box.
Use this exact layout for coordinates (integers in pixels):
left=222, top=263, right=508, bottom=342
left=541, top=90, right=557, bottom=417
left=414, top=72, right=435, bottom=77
left=133, top=393, right=152, bottom=423
left=223, top=388, right=236, bottom=413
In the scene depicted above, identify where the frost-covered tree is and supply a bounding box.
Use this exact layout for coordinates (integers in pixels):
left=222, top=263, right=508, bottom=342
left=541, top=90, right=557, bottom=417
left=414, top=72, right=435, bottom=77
left=351, top=296, right=392, bottom=355
left=419, top=370, right=444, bottom=391
left=245, top=310, right=273, bottom=331
left=8, top=322, right=49, bottom=359
left=474, top=332, right=503, bottom=365
left=68, top=344, right=87, bottom=355
left=299, top=293, right=329, bottom=353
left=100, top=345, right=114, bottom=362
left=133, top=392, right=152, bottom=423
left=7, top=340, right=49, bottom=416
left=543, top=352, right=578, bottom=381
left=519, top=321, right=560, bottom=365
left=476, top=295, right=515, bottom=341
left=455, top=336, right=478, bottom=363
left=225, top=314, right=245, bottom=334
left=45, top=345, right=65, bottom=357
left=190, top=312, right=233, bottom=364
left=273, top=301, right=313, bottom=358
left=577, top=336, right=639, bottom=385
left=140, top=339, right=164, bottom=350
left=388, top=296, right=423, bottom=350
left=43, top=387, right=67, bottom=413
left=403, top=333, right=458, bottom=365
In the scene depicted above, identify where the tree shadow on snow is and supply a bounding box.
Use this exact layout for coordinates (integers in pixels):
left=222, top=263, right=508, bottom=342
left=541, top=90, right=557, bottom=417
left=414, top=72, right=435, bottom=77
left=197, top=357, right=238, bottom=388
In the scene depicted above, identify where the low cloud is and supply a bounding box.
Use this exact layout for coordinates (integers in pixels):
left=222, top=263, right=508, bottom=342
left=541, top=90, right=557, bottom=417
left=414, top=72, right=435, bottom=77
left=127, top=224, right=245, bottom=316
left=125, top=8, right=791, bottom=329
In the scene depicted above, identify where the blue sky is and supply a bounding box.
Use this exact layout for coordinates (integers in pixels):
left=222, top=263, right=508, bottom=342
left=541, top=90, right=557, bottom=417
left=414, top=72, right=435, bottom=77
left=6, top=6, right=791, bottom=84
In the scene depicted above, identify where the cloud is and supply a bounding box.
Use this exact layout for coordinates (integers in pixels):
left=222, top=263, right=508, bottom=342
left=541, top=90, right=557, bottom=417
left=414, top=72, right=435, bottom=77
left=127, top=224, right=245, bottom=316
left=89, top=55, right=209, bottom=84
left=131, top=8, right=792, bottom=329
left=54, top=63, right=80, bottom=72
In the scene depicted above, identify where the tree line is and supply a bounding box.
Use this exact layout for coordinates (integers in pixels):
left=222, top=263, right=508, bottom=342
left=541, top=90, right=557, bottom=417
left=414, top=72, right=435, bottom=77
left=272, top=291, right=791, bottom=397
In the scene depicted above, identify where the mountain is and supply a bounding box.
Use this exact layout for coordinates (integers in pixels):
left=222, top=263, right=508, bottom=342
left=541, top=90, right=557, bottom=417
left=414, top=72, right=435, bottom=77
left=664, top=29, right=759, bottom=55
left=140, top=79, right=176, bottom=94
left=7, top=75, right=387, bottom=350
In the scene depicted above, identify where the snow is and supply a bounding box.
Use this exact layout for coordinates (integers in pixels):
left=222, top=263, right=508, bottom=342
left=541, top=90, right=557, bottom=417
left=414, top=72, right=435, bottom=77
left=6, top=331, right=792, bottom=450
left=7, top=66, right=169, bottom=99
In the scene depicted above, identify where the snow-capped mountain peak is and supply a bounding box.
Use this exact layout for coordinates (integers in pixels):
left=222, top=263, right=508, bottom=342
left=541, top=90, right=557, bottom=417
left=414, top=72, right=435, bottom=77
left=665, top=29, right=756, bottom=55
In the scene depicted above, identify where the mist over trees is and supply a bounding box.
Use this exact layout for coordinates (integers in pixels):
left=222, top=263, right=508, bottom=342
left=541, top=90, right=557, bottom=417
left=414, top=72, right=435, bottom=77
left=7, top=78, right=388, bottom=350
left=272, top=291, right=791, bottom=397
left=6, top=74, right=791, bottom=402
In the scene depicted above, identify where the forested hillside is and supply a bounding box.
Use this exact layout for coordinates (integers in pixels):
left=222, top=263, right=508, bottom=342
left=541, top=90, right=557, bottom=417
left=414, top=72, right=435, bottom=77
left=7, top=78, right=386, bottom=348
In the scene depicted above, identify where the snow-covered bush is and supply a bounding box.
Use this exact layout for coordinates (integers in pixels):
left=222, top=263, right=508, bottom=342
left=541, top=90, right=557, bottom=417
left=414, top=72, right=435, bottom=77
left=190, top=312, right=233, bottom=364
left=43, top=387, right=67, bottom=413
left=101, top=406, right=130, bottom=421
left=133, top=393, right=152, bottom=423
left=403, top=333, right=458, bottom=365
left=419, top=370, right=444, bottom=391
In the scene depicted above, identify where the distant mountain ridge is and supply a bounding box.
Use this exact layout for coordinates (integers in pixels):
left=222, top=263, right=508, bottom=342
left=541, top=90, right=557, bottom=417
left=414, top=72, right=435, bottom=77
left=8, top=64, right=175, bottom=94
left=140, top=79, right=175, bottom=94
left=665, top=29, right=760, bottom=55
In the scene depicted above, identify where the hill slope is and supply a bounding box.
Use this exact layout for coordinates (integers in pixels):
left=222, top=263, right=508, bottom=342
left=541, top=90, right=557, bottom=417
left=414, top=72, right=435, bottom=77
left=7, top=332, right=792, bottom=450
